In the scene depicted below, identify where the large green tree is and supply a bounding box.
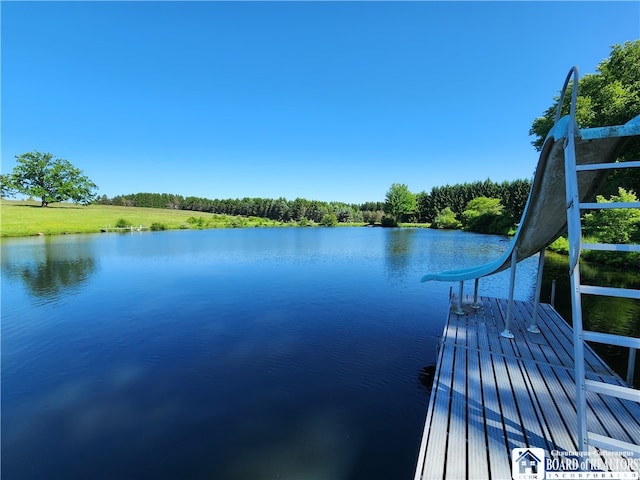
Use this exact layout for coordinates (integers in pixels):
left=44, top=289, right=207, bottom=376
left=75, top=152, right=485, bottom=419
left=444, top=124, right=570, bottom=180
left=530, top=40, right=640, bottom=149
left=3, top=151, right=98, bottom=207
left=384, top=183, right=417, bottom=226
left=0, top=174, right=13, bottom=198
left=529, top=41, right=640, bottom=194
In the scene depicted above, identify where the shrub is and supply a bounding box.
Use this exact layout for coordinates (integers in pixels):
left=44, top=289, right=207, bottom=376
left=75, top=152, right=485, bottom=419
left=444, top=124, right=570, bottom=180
left=548, top=236, right=569, bottom=255
left=432, top=207, right=460, bottom=229
left=363, top=210, right=384, bottom=225
left=115, top=218, right=132, bottom=228
left=187, top=216, right=207, bottom=228
left=227, top=217, right=247, bottom=228
left=320, top=213, right=338, bottom=227
left=582, top=188, right=640, bottom=244
left=150, top=222, right=167, bottom=231
left=381, top=216, right=398, bottom=227
left=461, top=196, right=517, bottom=234
left=583, top=250, right=640, bottom=268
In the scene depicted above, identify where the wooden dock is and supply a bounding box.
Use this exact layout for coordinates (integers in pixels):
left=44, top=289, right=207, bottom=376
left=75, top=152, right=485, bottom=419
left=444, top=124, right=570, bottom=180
left=414, top=296, right=640, bottom=479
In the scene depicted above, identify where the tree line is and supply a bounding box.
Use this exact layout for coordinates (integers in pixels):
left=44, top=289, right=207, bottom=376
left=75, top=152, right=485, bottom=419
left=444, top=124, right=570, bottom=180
left=94, top=177, right=532, bottom=228
left=415, top=179, right=531, bottom=226
left=0, top=150, right=531, bottom=229
left=97, top=192, right=384, bottom=225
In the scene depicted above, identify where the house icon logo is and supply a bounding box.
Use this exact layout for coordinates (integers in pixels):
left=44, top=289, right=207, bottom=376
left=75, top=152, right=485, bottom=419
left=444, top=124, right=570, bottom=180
left=512, top=447, right=545, bottom=480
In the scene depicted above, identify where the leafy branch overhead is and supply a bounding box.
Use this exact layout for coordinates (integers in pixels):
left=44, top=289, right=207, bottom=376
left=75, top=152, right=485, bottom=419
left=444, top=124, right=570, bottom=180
left=529, top=41, right=640, bottom=150
left=2, top=151, right=98, bottom=207
left=529, top=41, right=640, bottom=196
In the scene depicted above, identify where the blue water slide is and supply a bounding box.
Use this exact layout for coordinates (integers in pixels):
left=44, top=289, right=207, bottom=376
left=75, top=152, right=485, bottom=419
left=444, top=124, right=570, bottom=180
left=420, top=113, right=640, bottom=283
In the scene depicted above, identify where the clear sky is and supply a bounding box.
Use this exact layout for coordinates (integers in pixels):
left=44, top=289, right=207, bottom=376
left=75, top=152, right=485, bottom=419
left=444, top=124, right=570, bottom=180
left=2, top=1, right=639, bottom=204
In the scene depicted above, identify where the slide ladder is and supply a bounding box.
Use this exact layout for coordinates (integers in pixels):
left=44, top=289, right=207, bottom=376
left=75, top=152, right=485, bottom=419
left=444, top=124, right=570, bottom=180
left=559, top=67, right=640, bottom=457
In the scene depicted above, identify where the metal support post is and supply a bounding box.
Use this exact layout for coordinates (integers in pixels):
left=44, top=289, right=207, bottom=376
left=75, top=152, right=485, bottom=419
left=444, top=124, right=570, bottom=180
left=500, top=246, right=517, bottom=339
left=472, top=278, right=480, bottom=309
left=453, top=281, right=465, bottom=315
left=528, top=250, right=545, bottom=333
left=570, top=255, right=588, bottom=453
left=627, top=348, right=637, bottom=388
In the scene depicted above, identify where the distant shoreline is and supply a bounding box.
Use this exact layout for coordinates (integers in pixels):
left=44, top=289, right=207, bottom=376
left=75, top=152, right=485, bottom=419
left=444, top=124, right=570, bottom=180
left=3, top=199, right=425, bottom=238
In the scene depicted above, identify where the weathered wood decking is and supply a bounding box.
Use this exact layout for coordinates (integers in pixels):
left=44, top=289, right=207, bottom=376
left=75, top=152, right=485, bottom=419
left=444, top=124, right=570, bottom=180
left=415, top=296, right=640, bottom=480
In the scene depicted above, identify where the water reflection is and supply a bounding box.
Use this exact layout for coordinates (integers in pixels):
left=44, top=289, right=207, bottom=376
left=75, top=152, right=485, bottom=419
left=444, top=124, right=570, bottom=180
left=384, top=228, right=417, bottom=278
left=1, top=236, right=98, bottom=300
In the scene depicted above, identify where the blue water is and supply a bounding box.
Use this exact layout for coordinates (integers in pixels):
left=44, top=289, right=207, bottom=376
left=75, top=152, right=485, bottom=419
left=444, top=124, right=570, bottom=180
left=1, top=228, right=540, bottom=479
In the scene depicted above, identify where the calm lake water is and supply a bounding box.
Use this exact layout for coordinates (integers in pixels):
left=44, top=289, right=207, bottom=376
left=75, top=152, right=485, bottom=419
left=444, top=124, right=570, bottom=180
left=3, top=227, right=628, bottom=480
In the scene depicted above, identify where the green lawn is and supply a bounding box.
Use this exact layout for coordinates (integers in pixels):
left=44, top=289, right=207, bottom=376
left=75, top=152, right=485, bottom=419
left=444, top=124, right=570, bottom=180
left=0, top=200, right=287, bottom=237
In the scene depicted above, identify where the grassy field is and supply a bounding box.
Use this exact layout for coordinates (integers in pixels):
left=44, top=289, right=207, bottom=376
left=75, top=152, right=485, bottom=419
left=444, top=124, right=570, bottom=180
left=0, top=200, right=289, bottom=237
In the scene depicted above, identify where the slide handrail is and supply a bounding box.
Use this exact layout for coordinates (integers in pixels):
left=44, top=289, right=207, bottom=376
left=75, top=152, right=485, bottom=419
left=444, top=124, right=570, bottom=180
left=554, top=65, right=579, bottom=126
left=559, top=66, right=581, bottom=271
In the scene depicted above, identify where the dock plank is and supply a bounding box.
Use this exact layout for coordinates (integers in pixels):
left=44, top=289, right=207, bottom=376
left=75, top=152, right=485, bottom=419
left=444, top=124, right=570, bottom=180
left=446, top=338, right=468, bottom=478
left=466, top=314, right=490, bottom=480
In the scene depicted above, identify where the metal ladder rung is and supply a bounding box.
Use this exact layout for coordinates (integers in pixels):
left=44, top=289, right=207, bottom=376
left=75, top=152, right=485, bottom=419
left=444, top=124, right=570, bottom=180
left=579, top=201, right=640, bottom=210
left=580, top=118, right=640, bottom=140
left=576, top=160, right=640, bottom=171
left=585, top=380, right=640, bottom=402
left=588, top=432, right=640, bottom=455
left=583, top=330, right=640, bottom=349
left=581, top=243, right=640, bottom=253
left=580, top=285, right=640, bottom=299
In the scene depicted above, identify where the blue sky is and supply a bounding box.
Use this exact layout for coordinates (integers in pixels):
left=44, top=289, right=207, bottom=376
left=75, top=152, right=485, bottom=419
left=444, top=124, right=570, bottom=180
left=2, top=1, right=639, bottom=204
